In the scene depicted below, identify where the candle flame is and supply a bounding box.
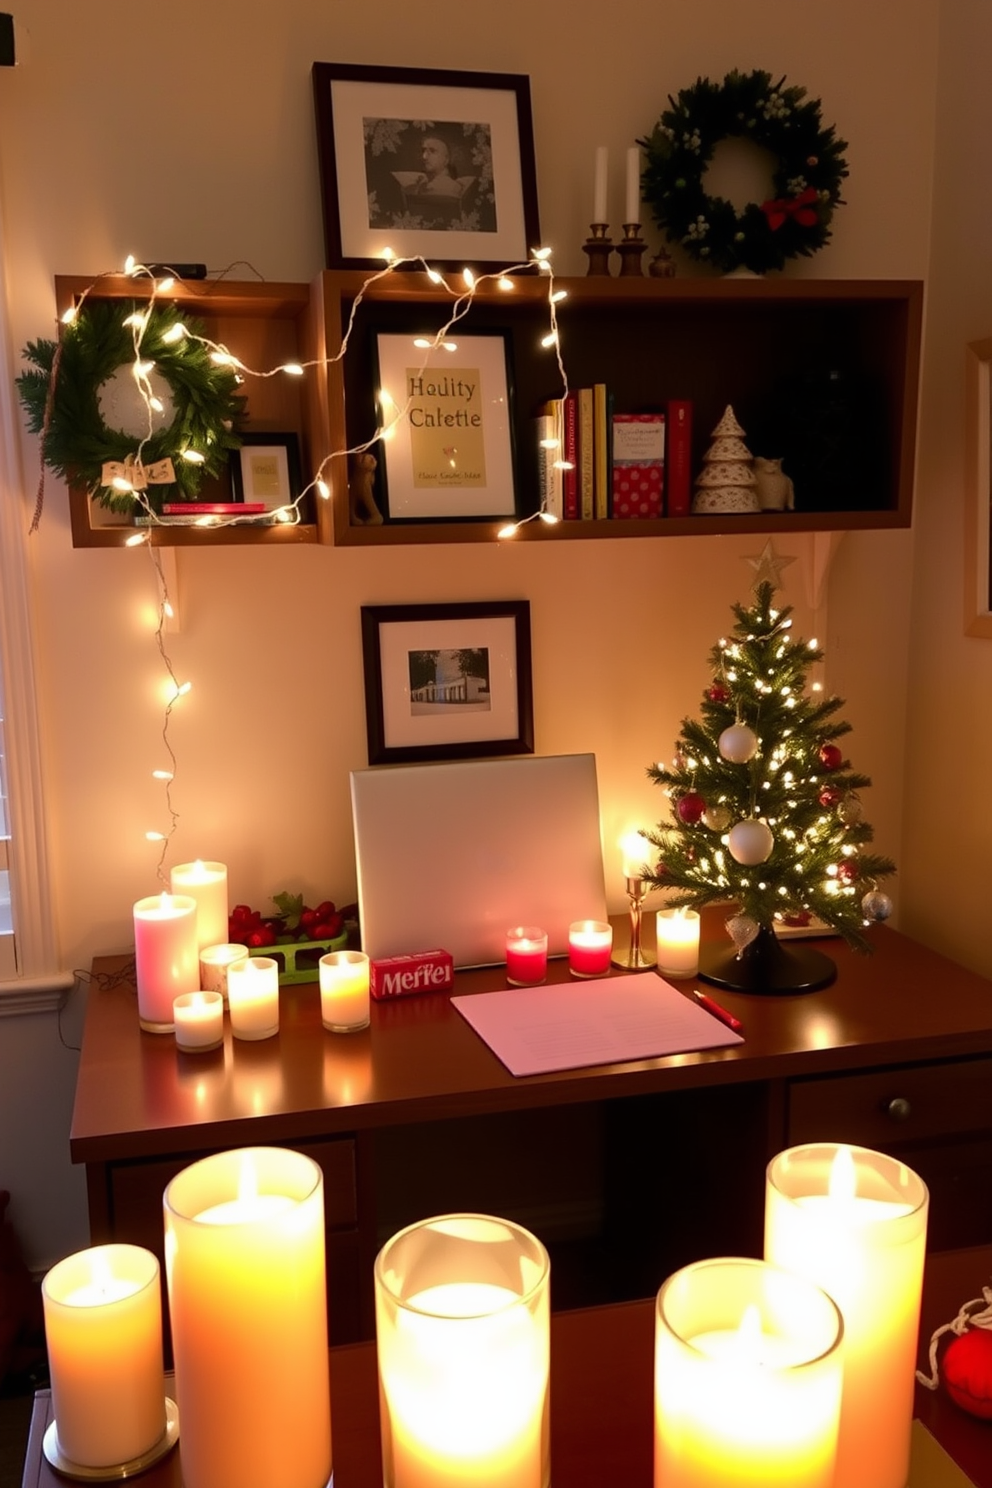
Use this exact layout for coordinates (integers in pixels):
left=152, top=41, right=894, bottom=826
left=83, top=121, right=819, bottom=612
left=828, top=1145, right=858, bottom=1203
left=735, top=1303, right=764, bottom=1361
left=89, top=1251, right=115, bottom=1293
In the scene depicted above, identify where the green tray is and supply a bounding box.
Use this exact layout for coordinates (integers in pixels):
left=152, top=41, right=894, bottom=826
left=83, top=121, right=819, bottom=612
left=249, top=931, right=348, bottom=984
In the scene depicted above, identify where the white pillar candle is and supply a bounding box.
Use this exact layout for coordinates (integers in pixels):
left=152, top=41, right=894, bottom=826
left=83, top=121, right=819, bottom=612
left=654, top=1257, right=843, bottom=1488
left=198, top=942, right=249, bottom=1001
left=375, top=1214, right=550, bottom=1488
left=170, top=860, right=228, bottom=951
left=173, top=990, right=224, bottom=1053
left=656, top=908, right=701, bottom=978
left=593, top=145, right=608, bottom=222
left=133, top=892, right=199, bottom=1031
left=163, top=1147, right=332, bottom=1488
left=568, top=919, right=613, bottom=978
left=764, top=1143, right=929, bottom=1488
left=319, top=950, right=371, bottom=1032
left=42, top=1244, right=166, bottom=1470
left=625, top=146, right=641, bottom=223
left=226, top=955, right=280, bottom=1040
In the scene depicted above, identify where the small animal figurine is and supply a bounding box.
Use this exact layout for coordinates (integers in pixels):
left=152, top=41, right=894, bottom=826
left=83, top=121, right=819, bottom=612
left=752, top=457, right=795, bottom=512
left=348, top=451, right=384, bottom=526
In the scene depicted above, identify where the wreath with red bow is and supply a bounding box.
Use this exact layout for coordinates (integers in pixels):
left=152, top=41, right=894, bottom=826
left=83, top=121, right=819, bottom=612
left=639, top=69, right=848, bottom=275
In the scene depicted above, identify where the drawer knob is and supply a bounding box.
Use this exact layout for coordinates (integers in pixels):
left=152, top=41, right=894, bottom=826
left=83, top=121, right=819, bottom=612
left=886, top=1096, right=912, bottom=1122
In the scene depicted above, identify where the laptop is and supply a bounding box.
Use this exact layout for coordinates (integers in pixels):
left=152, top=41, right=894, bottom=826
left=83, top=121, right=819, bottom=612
left=351, top=753, right=608, bottom=968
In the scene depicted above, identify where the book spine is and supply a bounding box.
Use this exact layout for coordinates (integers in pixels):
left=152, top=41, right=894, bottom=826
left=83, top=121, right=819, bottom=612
left=593, top=384, right=610, bottom=520
left=578, top=388, right=595, bottom=521
left=611, top=412, right=665, bottom=518
left=666, top=400, right=693, bottom=516
left=161, top=502, right=268, bottom=514
left=535, top=409, right=563, bottom=519
left=563, top=392, right=579, bottom=519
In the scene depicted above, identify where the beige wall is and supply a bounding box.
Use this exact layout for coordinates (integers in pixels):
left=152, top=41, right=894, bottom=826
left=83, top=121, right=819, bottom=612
left=0, top=0, right=945, bottom=1265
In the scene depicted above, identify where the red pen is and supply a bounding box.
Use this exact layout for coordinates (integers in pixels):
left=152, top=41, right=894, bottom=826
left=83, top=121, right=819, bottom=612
left=693, top=989, right=745, bottom=1035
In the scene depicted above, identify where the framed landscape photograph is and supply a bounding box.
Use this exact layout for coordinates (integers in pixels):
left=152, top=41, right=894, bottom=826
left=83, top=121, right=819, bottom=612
left=360, top=600, right=533, bottom=764
left=312, top=62, right=540, bottom=270
left=374, top=329, right=517, bottom=521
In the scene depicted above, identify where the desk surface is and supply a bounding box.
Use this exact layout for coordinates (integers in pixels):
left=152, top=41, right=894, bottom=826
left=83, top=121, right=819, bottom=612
left=21, top=1248, right=992, bottom=1488
left=71, top=915, right=992, bottom=1166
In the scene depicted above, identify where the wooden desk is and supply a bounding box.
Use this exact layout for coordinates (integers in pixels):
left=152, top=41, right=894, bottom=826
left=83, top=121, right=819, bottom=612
left=71, top=915, right=992, bottom=1340
left=21, top=1247, right=992, bottom=1488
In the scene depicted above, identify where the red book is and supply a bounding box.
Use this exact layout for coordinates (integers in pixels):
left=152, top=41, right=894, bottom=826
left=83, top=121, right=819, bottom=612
left=562, top=392, right=579, bottom=520
left=611, top=412, right=665, bottom=518
left=666, top=400, right=693, bottom=516
left=161, top=502, right=268, bottom=514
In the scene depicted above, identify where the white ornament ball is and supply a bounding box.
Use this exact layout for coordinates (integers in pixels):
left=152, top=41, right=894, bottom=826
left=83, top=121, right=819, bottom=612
left=719, top=723, right=759, bottom=763
left=703, top=804, right=732, bottom=832
left=861, top=889, right=893, bottom=922
left=728, top=817, right=775, bottom=865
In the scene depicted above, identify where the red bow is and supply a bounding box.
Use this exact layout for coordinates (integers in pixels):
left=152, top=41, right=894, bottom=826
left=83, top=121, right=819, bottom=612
left=761, top=185, right=819, bottom=231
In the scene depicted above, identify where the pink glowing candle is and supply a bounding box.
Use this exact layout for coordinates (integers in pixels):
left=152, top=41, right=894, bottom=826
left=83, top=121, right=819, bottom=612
left=506, top=927, right=548, bottom=987
left=133, top=893, right=199, bottom=1032
left=568, top=920, right=613, bottom=978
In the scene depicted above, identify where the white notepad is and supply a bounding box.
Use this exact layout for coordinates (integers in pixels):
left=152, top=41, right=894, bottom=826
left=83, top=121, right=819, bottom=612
left=452, top=973, right=744, bottom=1078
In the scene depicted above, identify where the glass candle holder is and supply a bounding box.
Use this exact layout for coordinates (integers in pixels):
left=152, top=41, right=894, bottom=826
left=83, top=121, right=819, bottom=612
left=568, top=920, right=613, bottom=978
left=375, top=1213, right=551, bottom=1488
left=655, top=908, right=701, bottom=979
left=505, top=927, right=548, bottom=987
left=764, top=1144, right=929, bottom=1488
left=226, top=956, right=280, bottom=1041
left=133, top=892, right=199, bottom=1032
left=173, top=990, right=224, bottom=1053
left=42, top=1244, right=167, bottom=1472
left=654, top=1257, right=843, bottom=1488
left=319, top=950, right=371, bottom=1032
left=163, top=1147, right=332, bottom=1488
left=198, top=942, right=249, bottom=1002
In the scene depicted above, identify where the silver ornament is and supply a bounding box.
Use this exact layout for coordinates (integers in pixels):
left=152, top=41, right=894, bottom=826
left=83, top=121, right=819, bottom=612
left=861, top=890, right=893, bottom=922
left=726, top=913, right=760, bottom=954
left=837, top=796, right=864, bottom=825
left=728, top=817, right=774, bottom=865
left=719, top=723, right=758, bottom=763
left=703, top=804, right=732, bottom=832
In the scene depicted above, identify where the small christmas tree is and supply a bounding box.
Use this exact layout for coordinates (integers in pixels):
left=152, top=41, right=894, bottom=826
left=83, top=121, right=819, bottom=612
left=641, top=579, right=895, bottom=983
left=692, top=405, right=758, bottom=514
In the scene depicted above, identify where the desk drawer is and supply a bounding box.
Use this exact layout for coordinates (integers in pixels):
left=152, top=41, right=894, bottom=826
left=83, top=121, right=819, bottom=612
left=787, top=1057, right=992, bottom=1149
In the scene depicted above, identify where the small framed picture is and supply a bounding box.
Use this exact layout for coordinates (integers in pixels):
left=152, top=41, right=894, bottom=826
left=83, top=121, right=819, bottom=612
left=374, top=329, right=517, bottom=522
left=312, top=62, right=541, bottom=270
left=361, top=601, right=533, bottom=765
left=231, top=433, right=302, bottom=511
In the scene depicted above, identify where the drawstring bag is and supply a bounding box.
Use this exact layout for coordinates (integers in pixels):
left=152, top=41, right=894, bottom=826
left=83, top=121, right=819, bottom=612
left=916, top=1285, right=992, bottom=1421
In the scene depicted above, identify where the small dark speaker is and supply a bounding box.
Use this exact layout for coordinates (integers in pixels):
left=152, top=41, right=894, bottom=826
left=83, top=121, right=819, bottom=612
left=0, top=14, right=15, bottom=67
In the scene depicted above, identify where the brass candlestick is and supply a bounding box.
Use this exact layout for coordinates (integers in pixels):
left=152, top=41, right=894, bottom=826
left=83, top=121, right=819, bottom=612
left=583, top=223, right=614, bottom=276
left=612, top=874, right=657, bottom=970
left=616, top=223, right=646, bottom=277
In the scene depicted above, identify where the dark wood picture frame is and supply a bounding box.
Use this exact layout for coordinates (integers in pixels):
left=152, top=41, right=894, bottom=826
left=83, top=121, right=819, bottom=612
left=230, top=432, right=303, bottom=511
left=361, top=600, right=533, bottom=764
left=312, top=62, right=541, bottom=271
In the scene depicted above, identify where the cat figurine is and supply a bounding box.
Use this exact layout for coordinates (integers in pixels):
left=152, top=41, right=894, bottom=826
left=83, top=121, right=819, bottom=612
left=752, top=457, right=795, bottom=512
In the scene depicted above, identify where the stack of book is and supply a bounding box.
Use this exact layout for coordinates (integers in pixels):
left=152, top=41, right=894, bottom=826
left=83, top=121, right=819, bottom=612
left=535, top=396, right=692, bottom=520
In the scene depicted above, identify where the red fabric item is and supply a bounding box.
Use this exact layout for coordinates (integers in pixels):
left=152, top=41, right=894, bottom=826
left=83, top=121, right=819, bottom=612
left=944, top=1327, right=992, bottom=1420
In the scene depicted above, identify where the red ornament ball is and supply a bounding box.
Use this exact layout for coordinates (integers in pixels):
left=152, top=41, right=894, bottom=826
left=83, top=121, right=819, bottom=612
left=818, top=786, right=843, bottom=808
left=836, top=859, right=859, bottom=884
left=707, top=681, right=730, bottom=704
left=819, top=743, right=843, bottom=771
left=944, top=1327, right=992, bottom=1420
left=676, top=792, right=706, bottom=825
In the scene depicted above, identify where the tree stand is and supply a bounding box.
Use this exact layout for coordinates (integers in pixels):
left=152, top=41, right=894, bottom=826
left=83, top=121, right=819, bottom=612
left=699, top=923, right=836, bottom=995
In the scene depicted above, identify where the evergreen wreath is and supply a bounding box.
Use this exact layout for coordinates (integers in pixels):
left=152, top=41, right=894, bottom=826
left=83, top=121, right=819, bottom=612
left=17, top=298, right=245, bottom=514
left=639, top=68, right=848, bottom=275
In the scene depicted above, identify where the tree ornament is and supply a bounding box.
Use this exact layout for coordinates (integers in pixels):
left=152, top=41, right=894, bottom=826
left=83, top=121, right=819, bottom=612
left=837, top=796, right=864, bottom=825
left=719, top=722, right=758, bottom=763
left=819, top=743, right=843, bottom=771
left=676, top=792, right=706, bottom=825
left=707, top=681, right=730, bottom=704
left=703, top=804, right=732, bottom=832
left=726, top=913, right=760, bottom=953
left=692, top=406, right=757, bottom=515
left=639, top=68, right=849, bottom=275
left=818, top=785, right=843, bottom=808
left=836, top=859, right=859, bottom=884
left=916, top=1285, right=992, bottom=1421
left=728, top=818, right=774, bottom=865
left=861, top=889, right=893, bottom=922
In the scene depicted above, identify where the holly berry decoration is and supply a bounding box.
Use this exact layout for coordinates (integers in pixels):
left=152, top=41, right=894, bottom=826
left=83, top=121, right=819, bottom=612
left=819, top=742, right=843, bottom=770
left=228, top=903, right=278, bottom=949
left=707, top=680, right=730, bottom=704
left=676, top=791, right=707, bottom=825
left=228, top=891, right=344, bottom=947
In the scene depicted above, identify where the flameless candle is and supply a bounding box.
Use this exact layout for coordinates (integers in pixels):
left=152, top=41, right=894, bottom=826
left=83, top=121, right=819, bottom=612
left=174, top=990, right=224, bottom=1053
left=198, top=941, right=249, bottom=1001
left=568, top=919, right=613, bottom=977
left=170, top=860, right=228, bottom=950
left=656, top=908, right=701, bottom=978
left=319, top=950, right=371, bottom=1032
left=764, top=1143, right=928, bottom=1488
left=654, top=1258, right=843, bottom=1488
left=226, top=955, right=279, bottom=1040
left=375, top=1214, right=550, bottom=1488
left=42, top=1244, right=166, bottom=1470
left=593, top=146, right=608, bottom=222
left=164, top=1147, right=332, bottom=1488
left=505, top=927, right=548, bottom=986
left=625, top=146, right=641, bottom=223
left=133, top=892, right=199, bottom=1031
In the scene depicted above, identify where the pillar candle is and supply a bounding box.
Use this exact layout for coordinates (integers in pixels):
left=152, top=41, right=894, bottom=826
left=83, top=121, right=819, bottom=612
left=568, top=920, right=613, bottom=977
left=42, top=1244, right=166, bottom=1469
left=198, top=941, right=249, bottom=1001
left=319, top=950, right=371, bottom=1032
left=656, top=908, right=701, bottom=978
left=174, top=990, right=224, bottom=1053
left=764, top=1143, right=929, bottom=1488
left=593, top=146, right=608, bottom=222
left=227, top=955, right=280, bottom=1040
left=505, top=927, right=548, bottom=986
left=170, top=860, right=229, bottom=951
left=163, top=1147, right=332, bottom=1488
left=654, top=1257, right=843, bottom=1488
left=375, top=1214, right=550, bottom=1488
left=133, top=892, right=199, bottom=1031
left=625, top=146, right=641, bottom=224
